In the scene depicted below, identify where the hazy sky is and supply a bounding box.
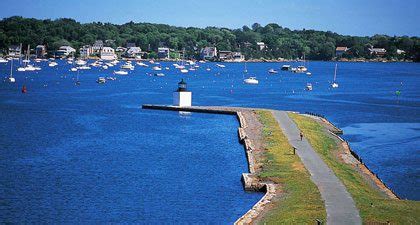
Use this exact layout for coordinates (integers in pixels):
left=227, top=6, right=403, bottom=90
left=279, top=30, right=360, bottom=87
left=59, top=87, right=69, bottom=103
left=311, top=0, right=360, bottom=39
left=1, top=0, right=419, bottom=37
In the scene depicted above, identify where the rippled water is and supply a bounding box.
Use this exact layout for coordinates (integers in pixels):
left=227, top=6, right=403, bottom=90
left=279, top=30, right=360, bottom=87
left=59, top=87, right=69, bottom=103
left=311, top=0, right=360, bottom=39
left=0, top=60, right=419, bottom=222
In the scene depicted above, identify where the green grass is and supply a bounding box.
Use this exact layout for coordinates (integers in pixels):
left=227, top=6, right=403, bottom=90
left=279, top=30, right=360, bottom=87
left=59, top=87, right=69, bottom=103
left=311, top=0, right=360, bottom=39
left=256, top=110, right=326, bottom=224
left=289, top=113, right=420, bottom=224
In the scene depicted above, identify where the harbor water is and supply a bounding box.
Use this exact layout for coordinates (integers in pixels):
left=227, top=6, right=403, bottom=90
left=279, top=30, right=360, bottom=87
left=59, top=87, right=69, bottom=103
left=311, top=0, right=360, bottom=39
left=0, top=60, right=419, bottom=222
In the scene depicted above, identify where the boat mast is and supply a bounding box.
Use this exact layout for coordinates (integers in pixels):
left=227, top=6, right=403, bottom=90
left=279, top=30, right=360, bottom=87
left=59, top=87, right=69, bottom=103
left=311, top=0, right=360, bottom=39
left=10, top=58, right=13, bottom=78
left=19, top=43, right=22, bottom=65
left=333, top=63, right=338, bottom=81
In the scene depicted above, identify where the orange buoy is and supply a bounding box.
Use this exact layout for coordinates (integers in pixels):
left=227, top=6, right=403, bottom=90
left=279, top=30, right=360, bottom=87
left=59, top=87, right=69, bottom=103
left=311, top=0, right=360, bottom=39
left=21, top=85, right=27, bottom=93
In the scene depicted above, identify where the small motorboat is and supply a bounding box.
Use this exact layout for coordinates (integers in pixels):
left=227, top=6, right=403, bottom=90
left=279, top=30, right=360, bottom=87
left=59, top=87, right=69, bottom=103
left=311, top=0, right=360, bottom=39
left=17, top=67, right=26, bottom=72
left=137, top=62, right=148, bottom=67
left=96, top=77, right=106, bottom=84
left=281, top=65, right=291, bottom=71
left=180, top=69, right=188, bottom=74
left=102, top=65, right=108, bottom=69
left=306, top=83, right=313, bottom=91
left=268, top=68, right=278, bottom=74
left=244, top=77, right=259, bottom=85
left=306, top=72, right=312, bottom=75
left=77, top=66, right=91, bottom=70
left=48, top=62, right=58, bottom=67
left=216, top=64, right=226, bottom=68
left=121, top=62, right=134, bottom=70
left=75, top=59, right=87, bottom=66
left=154, top=73, right=165, bottom=77
left=106, top=76, right=117, bottom=81
left=24, top=65, right=37, bottom=71
left=294, top=66, right=308, bottom=73
left=70, top=68, right=78, bottom=72
left=114, top=70, right=128, bottom=75
left=152, top=66, right=162, bottom=71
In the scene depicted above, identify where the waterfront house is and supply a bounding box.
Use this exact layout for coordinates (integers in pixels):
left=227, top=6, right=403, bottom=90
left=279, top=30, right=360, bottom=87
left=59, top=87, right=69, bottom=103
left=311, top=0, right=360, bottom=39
left=35, top=45, right=47, bottom=58
left=125, top=47, right=142, bottom=58
left=79, top=45, right=92, bottom=58
left=158, top=47, right=170, bottom=59
left=218, top=51, right=233, bottom=61
left=369, top=47, right=387, bottom=57
left=92, top=40, right=104, bottom=54
left=100, top=47, right=117, bottom=60
left=256, top=42, right=266, bottom=51
left=8, top=44, right=22, bottom=57
left=200, top=47, right=217, bottom=60
left=335, top=47, right=348, bottom=57
left=56, top=46, right=76, bottom=58
left=232, top=52, right=245, bottom=62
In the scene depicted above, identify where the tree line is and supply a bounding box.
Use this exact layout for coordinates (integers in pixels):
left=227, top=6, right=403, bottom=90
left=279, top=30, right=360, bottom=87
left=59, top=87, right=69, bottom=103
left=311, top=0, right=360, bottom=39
left=0, top=16, right=419, bottom=61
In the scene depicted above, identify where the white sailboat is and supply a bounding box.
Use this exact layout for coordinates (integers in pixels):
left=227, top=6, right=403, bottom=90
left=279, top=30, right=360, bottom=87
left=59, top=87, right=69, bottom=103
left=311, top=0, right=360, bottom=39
left=244, top=77, right=259, bottom=84
left=331, top=63, right=339, bottom=88
left=7, top=60, right=15, bottom=83
left=306, top=83, right=313, bottom=91
left=243, top=64, right=258, bottom=84
left=114, top=70, right=128, bottom=75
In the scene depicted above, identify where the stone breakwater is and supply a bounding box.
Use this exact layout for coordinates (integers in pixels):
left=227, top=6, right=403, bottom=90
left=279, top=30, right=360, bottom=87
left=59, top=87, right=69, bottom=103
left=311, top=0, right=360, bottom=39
left=234, top=111, right=276, bottom=225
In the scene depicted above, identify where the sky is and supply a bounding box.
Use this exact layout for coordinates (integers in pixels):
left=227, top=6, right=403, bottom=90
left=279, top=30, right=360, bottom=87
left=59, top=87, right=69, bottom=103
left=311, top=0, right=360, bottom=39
left=0, top=0, right=419, bottom=37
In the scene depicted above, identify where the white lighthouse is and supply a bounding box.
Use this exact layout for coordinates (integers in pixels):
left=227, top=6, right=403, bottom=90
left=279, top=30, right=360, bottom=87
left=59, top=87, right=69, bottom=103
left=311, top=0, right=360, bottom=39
left=173, top=79, right=192, bottom=107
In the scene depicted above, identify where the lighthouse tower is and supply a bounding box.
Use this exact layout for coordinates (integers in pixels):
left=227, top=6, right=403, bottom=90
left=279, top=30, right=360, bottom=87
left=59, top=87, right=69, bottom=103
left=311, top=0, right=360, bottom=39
left=173, top=79, right=192, bottom=107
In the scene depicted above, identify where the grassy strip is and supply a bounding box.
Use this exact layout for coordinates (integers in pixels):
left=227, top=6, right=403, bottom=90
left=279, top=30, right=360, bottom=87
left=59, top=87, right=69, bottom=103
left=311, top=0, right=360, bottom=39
left=256, top=110, right=326, bottom=224
left=288, top=113, right=420, bottom=224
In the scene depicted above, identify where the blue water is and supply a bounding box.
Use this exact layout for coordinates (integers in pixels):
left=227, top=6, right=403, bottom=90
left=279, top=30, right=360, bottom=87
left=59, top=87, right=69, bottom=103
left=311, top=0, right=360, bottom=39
left=0, top=60, right=419, bottom=222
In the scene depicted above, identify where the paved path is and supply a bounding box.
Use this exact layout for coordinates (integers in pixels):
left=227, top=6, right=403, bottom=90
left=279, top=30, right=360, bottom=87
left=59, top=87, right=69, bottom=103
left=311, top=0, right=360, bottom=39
left=272, top=111, right=361, bottom=225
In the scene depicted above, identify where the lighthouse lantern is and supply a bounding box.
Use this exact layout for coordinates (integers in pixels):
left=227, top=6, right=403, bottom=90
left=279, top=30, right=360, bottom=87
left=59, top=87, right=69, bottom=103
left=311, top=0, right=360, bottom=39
left=173, top=79, right=192, bottom=107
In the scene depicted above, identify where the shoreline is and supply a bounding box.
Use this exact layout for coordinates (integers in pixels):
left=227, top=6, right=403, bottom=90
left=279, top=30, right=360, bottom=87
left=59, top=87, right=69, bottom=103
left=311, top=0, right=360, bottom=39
left=142, top=104, right=405, bottom=223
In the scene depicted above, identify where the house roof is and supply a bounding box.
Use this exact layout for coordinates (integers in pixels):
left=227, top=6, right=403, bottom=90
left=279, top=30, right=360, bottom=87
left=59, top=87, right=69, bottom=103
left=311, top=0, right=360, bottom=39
left=370, top=48, right=386, bottom=52
left=336, top=47, right=348, bottom=51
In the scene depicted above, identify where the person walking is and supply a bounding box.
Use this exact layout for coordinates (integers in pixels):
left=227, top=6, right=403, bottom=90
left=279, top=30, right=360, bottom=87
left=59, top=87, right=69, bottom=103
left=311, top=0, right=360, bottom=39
left=300, top=131, right=303, bottom=141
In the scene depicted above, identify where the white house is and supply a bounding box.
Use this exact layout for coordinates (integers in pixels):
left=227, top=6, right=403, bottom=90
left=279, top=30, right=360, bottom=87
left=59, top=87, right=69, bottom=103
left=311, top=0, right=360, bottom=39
left=79, top=45, right=92, bottom=58
left=256, top=42, right=266, bottom=51
left=92, top=40, right=104, bottom=54
left=200, top=47, right=217, bottom=60
left=158, top=47, right=170, bottom=59
left=100, top=47, right=117, bottom=60
left=232, top=52, right=245, bottom=62
left=369, top=48, right=387, bottom=57
left=126, top=47, right=142, bottom=58
left=56, top=46, right=76, bottom=57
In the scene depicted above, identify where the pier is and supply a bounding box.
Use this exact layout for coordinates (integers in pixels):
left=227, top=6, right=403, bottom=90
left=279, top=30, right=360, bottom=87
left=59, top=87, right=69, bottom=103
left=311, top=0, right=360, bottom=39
left=142, top=104, right=405, bottom=224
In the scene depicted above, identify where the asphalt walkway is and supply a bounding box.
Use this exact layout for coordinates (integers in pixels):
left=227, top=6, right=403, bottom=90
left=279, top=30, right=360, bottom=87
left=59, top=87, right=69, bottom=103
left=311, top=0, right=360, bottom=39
left=272, top=110, right=361, bottom=225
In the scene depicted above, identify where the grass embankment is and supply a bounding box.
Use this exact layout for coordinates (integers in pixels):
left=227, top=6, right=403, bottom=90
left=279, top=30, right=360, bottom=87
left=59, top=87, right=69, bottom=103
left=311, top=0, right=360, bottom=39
left=256, top=110, right=326, bottom=224
left=288, top=113, right=420, bottom=224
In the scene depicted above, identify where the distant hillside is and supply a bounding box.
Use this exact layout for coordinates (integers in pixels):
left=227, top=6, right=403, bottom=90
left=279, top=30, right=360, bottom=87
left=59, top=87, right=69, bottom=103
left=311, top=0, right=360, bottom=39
left=0, top=16, right=419, bottom=61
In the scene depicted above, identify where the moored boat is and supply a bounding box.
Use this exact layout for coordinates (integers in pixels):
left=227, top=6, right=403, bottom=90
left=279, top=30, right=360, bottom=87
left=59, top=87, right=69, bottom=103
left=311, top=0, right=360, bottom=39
left=114, top=70, right=128, bottom=75
left=244, top=77, right=259, bottom=85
